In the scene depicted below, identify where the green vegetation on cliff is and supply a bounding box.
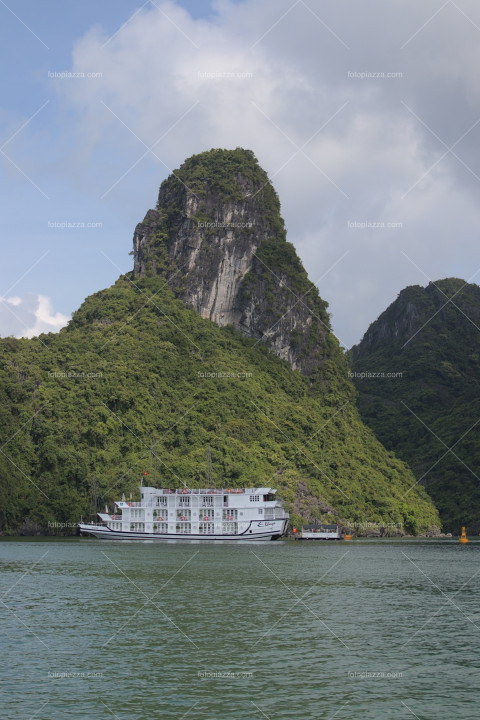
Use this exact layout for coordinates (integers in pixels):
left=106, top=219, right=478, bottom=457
left=0, top=148, right=442, bottom=536
left=169, top=147, right=277, bottom=205
left=351, top=278, right=480, bottom=533
left=0, top=274, right=439, bottom=535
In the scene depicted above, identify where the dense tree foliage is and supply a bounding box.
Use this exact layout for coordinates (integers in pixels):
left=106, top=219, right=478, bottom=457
left=0, top=275, right=439, bottom=535
left=351, top=279, right=480, bottom=533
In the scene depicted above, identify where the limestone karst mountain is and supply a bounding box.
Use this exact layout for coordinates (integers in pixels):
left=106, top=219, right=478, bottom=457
left=351, top=278, right=480, bottom=533
left=0, top=149, right=439, bottom=535
left=133, top=148, right=335, bottom=377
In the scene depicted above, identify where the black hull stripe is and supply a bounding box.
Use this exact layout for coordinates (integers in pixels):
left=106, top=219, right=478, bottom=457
left=79, top=518, right=288, bottom=542
left=79, top=529, right=283, bottom=541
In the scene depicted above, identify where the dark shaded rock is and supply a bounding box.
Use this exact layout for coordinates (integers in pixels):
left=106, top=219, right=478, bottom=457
left=17, top=517, right=42, bottom=536
left=351, top=278, right=480, bottom=533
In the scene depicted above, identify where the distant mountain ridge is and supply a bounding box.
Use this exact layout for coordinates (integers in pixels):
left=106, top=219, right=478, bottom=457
left=351, top=278, right=480, bottom=532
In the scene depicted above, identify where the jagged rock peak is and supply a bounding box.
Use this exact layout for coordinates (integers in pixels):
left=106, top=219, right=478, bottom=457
left=133, top=147, right=336, bottom=376
left=351, top=278, right=479, bottom=360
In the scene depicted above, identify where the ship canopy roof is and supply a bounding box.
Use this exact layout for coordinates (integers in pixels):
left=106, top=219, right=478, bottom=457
left=138, top=486, right=277, bottom=494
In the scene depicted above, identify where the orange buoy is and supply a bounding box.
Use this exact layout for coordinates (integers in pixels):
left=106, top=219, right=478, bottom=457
left=459, top=526, right=469, bottom=544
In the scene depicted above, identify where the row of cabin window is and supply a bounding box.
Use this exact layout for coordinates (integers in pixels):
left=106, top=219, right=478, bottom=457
left=127, top=509, right=259, bottom=522
left=181, top=523, right=237, bottom=534
left=130, top=508, right=215, bottom=518
left=113, top=522, right=237, bottom=534
left=168, top=495, right=261, bottom=506
left=154, top=510, right=240, bottom=519
left=125, top=521, right=238, bottom=527
left=174, top=496, right=216, bottom=506
left=146, top=494, right=265, bottom=508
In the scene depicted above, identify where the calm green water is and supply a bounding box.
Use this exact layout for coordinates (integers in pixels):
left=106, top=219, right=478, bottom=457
left=0, top=538, right=479, bottom=719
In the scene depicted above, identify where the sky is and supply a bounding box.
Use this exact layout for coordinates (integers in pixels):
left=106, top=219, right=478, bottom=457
left=1, top=0, right=480, bottom=347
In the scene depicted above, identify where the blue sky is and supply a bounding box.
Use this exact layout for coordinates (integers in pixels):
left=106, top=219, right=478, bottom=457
left=2, top=0, right=480, bottom=345
left=0, top=0, right=233, bottom=337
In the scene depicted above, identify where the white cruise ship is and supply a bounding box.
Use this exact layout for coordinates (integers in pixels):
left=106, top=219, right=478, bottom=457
left=79, top=485, right=289, bottom=541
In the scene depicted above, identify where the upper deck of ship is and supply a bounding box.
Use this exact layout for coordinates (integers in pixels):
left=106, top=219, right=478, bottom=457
left=116, top=486, right=280, bottom=509
left=141, top=486, right=276, bottom=494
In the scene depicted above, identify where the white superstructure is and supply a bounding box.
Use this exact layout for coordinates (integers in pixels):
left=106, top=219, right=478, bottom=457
left=79, top=485, right=289, bottom=541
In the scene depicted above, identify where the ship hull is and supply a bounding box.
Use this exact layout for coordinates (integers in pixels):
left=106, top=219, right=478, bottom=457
left=79, top=519, right=288, bottom=542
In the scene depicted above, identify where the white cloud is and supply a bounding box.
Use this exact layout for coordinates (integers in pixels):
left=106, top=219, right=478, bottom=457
left=57, top=0, right=480, bottom=346
left=0, top=294, right=70, bottom=339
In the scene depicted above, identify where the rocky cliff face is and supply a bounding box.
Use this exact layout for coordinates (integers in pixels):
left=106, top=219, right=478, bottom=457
left=351, top=297, right=421, bottom=357
left=351, top=279, right=480, bottom=361
left=133, top=148, right=335, bottom=376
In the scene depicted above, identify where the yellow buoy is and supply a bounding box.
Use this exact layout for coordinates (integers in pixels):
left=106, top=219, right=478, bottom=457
left=459, top=526, right=469, bottom=544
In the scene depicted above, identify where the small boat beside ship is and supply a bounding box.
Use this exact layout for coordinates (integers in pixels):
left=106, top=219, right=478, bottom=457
left=299, top=523, right=347, bottom=540
left=79, top=484, right=289, bottom=542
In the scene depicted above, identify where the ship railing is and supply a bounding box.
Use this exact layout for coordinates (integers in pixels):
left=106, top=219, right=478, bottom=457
left=121, top=499, right=162, bottom=507
left=136, top=488, right=248, bottom=496
left=130, top=488, right=279, bottom=499
left=123, top=488, right=281, bottom=503
left=171, top=488, right=246, bottom=495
